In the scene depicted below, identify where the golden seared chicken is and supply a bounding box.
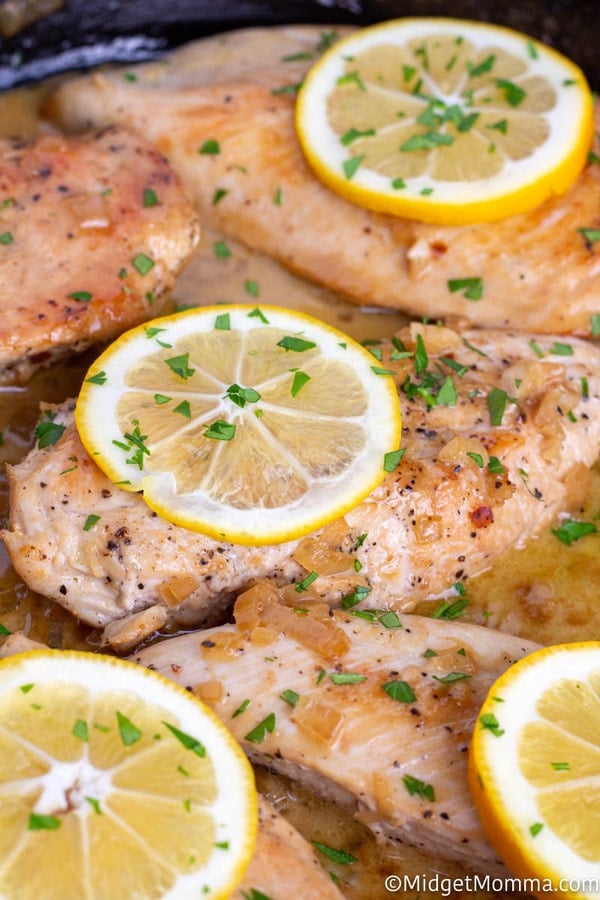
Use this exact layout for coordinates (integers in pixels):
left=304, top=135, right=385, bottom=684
left=3, top=324, right=600, bottom=649
left=131, top=586, right=539, bottom=874
left=236, top=796, right=344, bottom=900
left=0, top=126, right=200, bottom=383
left=44, top=26, right=600, bottom=336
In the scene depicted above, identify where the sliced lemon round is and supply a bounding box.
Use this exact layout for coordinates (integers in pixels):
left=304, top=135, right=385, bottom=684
left=468, top=642, right=600, bottom=898
left=0, top=649, right=257, bottom=900
left=75, top=304, right=402, bottom=545
left=295, top=17, right=594, bottom=225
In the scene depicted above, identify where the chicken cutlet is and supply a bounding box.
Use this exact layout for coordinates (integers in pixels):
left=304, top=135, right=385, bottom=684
left=131, top=586, right=539, bottom=875
left=236, top=795, right=344, bottom=900
left=0, top=125, right=200, bottom=383
left=3, top=323, right=599, bottom=649
left=44, top=26, right=600, bottom=336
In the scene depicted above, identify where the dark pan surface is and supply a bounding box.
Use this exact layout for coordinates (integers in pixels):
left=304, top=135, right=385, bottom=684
left=0, top=0, right=599, bottom=91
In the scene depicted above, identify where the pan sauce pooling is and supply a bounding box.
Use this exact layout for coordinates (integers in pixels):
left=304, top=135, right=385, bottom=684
left=1, top=26, right=600, bottom=900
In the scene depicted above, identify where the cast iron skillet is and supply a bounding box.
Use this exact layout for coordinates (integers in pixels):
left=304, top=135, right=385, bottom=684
left=0, top=0, right=599, bottom=92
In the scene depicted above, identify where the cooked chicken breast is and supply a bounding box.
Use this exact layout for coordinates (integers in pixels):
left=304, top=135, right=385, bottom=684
left=0, top=126, right=200, bottom=383
left=131, top=591, right=539, bottom=874
left=44, top=26, right=600, bottom=336
left=236, top=795, right=344, bottom=900
left=3, top=324, right=599, bottom=648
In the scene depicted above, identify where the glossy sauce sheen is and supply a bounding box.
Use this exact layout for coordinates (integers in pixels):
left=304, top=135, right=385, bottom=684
left=0, top=58, right=599, bottom=900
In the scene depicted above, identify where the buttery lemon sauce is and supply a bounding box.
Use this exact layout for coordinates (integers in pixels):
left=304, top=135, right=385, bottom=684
left=1, top=64, right=599, bottom=900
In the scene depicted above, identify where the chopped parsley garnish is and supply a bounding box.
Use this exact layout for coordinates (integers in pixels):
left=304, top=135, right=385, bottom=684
left=165, top=352, right=195, bottom=379
left=198, top=139, right=220, bottom=155
left=447, top=277, right=484, bottom=300
left=34, top=411, right=66, bottom=449
left=480, top=712, right=504, bottom=737
left=382, top=679, right=416, bottom=703
left=72, top=719, right=89, bottom=741
left=143, top=188, right=159, bottom=207
left=131, top=253, right=155, bottom=276
left=173, top=400, right=191, bottom=419
left=163, top=721, right=206, bottom=757
left=225, top=383, right=260, bottom=408
left=214, top=312, right=231, bottom=330
left=68, top=290, right=92, bottom=303
left=214, top=239, right=232, bottom=259
left=487, top=387, right=508, bottom=426
left=248, top=307, right=269, bottom=324
left=28, top=813, right=61, bottom=831
left=0, top=231, right=14, bottom=245
left=402, top=774, right=435, bottom=802
left=203, top=420, right=236, bottom=441
left=212, top=188, right=228, bottom=205
left=496, top=78, right=526, bottom=106
left=343, top=155, right=364, bottom=179
left=312, top=841, right=357, bottom=865
left=431, top=672, right=472, bottom=684
left=116, top=711, right=142, bottom=746
left=330, top=672, right=367, bottom=685
left=290, top=370, right=311, bottom=397
left=85, top=370, right=107, bottom=385
left=83, top=514, right=100, bottom=532
left=551, top=518, right=598, bottom=545
left=549, top=341, right=574, bottom=356
left=530, top=822, right=544, bottom=837
left=379, top=610, right=402, bottom=629
left=280, top=689, right=300, bottom=707
left=431, top=597, right=468, bottom=620
left=488, top=456, right=506, bottom=475
left=244, top=279, right=260, bottom=298
left=244, top=713, right=276, bottom=744
left=85, top=796, right=102, bottom=815
left=578, top=227, right=600, bottom=244
left=341, top=584, right=371, bottom=609
left=0, top=624, right=11, bottom=636
left=276, top=335, right=316, bottom=353
left=295, top=570, right=319, bottom=592
left=383, top=448, right=406, bottom=472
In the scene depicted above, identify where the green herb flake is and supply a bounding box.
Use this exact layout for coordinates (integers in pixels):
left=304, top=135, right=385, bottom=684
left=551, top=761, right=571, bottom=771
left=330, top=672, right=367, bottom=685
left=28, top=813, right=61, bottom=831
left=85, top=796, right=102, bottom=814
left=244, top=279, right=260, bottom=298
left=431, top=597, right=469, bottom=620
left=341, top=126, right=375, bottom=146
left=312, top=841, right=357, bottom=865
left=480, top=712, right=504, bottom=737
left=378, top=611, right=401, bottom=630
left=165, top=352, right=195, bottom=380
left=277, top=335, right=316, bottom=353
left=447, top=277, right=484, bottom=300
left=20, top=683, right=35, bottom=694
left=436, top=376, right=457, bottom=407
left=578, top=227, right=600, bottom=245
left=402, top=774, right=435, bottom=802
left=214, top=240, right=232, bottom=259
left=241, top=890, right=274, bottom=900
left=551, top=519, right=598, bottom=546
left=116, top=711, right=142, bottom=746
left=0, top=624, right=11, bottom=636
left=163, top=721, right=206, bottom=757
left=488, top=456, right=506, bottom=475
left=154, top=393, right=171, bottom=405
left=214, top=312, right=231, bottom=330
left=432, top=672, right=472, bottom=684
left=173, top=400, right=191, bottom=419
left=225, top=383, right=261, bottom=408
left=143, top=188, right=159, bottom=207
left=280, top=689, right=300, bottom=707
left=423, top=648, right=438, bottom=658
left=530, top=822, right=544, bottom=837
left=83, top=514, right=100, bottom=532
left=341, top=584, right=372, bottom=609
left=487, top=387, right=508, bottom=426
left=198, top=139, right=221, bottom=155
left=85, top=370, right=107, bottom=385
left=496, top=78, right=526, bottom=106
left=248, top=307, right=269, bottom=324
left=244, top=712, right=276, bottom=744
left=212, top=188, right=228, bottom=205
left=203, top=420, right=236, bottom=441
left=549, top=341, right=574, bottom=356
left=290, top=370, right=311, bottom=397
left=382, top=679, right=416, bottom=703
left=34, top=411, right=66, bottom=449
left=467, top=54, right=495, bottom=77
left=383, top=447, right=406, bottom=472
left=131, top=253, right=155, bottom=276
left=0, top=231, right=14, bottom=245
left=295, top=570, right=319, bottom=592
left=68, top=290, right=93, bottom=303
left=343, top=155, right=364, bottom=179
